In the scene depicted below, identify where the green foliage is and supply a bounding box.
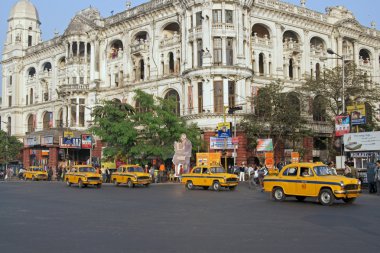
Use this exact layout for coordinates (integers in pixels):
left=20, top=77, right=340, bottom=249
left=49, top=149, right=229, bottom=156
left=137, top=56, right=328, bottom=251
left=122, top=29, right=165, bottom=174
left=241, top=80, right=311, bottom=151
left=91, top=90, right=201, bottom=164
left=0, top=130, right=23, bottom=163
left=301, top=63, right=380, bottom=118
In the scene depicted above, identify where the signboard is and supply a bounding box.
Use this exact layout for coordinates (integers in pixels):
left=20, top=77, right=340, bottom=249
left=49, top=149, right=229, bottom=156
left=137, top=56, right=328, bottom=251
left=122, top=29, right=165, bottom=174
left=335, top=115, right=350, bottom=137
left=257, top=139, right=273, bottom=152
left=59, top=137, right=81, bottom=149
left=63, top=131, right=74, bottom=139
left=343, top=131, right=380, bottom=152
left=25, top=136, right=40, bottom=147
left=291, top=152, right=300, bottom=163
left=210, top=137, right=234, bottom=149
left=347, top=104, right=366, bottom=125
left=41, top=150, right=50, bottom=156
left=41, top=135, right=54, bottom=145
left=232, top=137, right=239, bottom=145
left=196, top=153, right=222, bottom=166
left=265, top=152, right=274, bottom=169
left=217, top=122, right=232, bottom=138
left=81, top=134, right=92, bottom=149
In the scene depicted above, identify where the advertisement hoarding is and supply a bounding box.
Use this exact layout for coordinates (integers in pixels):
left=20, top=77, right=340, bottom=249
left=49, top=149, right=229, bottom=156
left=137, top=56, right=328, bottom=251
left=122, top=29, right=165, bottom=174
left=343, top=131, right=380, bottom=152
left=210, top=137, right=234, bottom=149
left=256, top=139, right=274, bottom=152
left=81, top=134, right=92, bottom=149
left=59, top=137, right=81, bottom=149
left=217, top=122, right=232, bottom=138
left=335, top=115, right=350, bottom=137
left=347, top=104, right=366, bottom=125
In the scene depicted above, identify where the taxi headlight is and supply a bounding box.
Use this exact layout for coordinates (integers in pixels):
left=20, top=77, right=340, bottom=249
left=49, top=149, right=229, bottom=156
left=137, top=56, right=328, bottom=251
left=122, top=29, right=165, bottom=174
left=82, top=177, right=87, bottom=181
left=358, top=180, right=361, bottom=185
left=340, top=181, right=345, bottom=190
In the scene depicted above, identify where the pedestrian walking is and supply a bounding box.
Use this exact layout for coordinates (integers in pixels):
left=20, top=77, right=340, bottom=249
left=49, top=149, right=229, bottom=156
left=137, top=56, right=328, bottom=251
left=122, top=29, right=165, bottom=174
left=375, top=160, right=380, bottom=196
left=367, top=162, right=376, bottom=194
left=344, top=161, right=353, bottom=178
left=159, top=163, right=165, bottom=183
left=47, top=167, right=53, bottom=181
left=239, top=162, right=246, bottom=182
left=149, top=166, right=155, bottom=183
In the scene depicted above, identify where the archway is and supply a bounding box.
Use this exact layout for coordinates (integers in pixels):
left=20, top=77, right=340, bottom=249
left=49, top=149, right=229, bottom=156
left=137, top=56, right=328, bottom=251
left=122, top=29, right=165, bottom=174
left=164, top=89, right=180, bottom=116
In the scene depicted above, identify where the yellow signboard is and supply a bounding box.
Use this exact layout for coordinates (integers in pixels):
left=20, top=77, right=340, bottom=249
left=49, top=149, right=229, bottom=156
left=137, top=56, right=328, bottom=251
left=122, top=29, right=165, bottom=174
left=196, top=153, right=222, bottom=167
left=217, top=122, right=232, bottom=138
left=63, top=131, right=74, bottom=139
left=347, top=104, right=366, bottom=125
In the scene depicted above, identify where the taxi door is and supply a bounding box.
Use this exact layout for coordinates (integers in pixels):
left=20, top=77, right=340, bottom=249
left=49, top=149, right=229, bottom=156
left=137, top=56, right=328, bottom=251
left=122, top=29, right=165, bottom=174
left=201, top=167, right=211, bottom=186
left=296, top=166, right=316, bottom=196
left=279, top=166, right=298, bottom=195
left=191, top=167, right=202, bottom=185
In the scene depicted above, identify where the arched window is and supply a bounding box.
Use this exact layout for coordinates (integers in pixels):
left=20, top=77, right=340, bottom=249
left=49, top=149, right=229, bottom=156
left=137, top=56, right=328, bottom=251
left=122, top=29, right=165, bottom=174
left=42, top=62, right=52, bottom=71
left=283, top=31, right=299, bottom=43
left=169, top=52, right=175, bottom=73
left=259, top=53, right=265, bottom=75
left=110, top=40, right=123, bottom=59
left=287, top=92, right=301, bottom=115
left=165, top=89, right=180, bottom=116
left=359, top=49, right=371, bottom=64
left=313, top=95, right=327, bottom=121
left=310, top=37, right=325, bottom=52
left=28, top=67, right=36, bottom=77
left=57, top=109, right=63, bottom=128
left=27, top=115, right=35, bottom=133
left=43, top=112, right=52, bottom=130
left=251, top=24, right=270, bottom=38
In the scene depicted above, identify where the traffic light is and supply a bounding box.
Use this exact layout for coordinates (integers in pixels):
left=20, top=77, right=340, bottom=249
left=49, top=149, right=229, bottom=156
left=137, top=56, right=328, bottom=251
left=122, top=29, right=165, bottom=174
left=228, top=106, right=243, bottom=114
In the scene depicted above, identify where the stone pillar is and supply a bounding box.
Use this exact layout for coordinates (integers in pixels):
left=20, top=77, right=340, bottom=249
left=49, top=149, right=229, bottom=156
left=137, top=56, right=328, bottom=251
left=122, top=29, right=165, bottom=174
left=337, top=37, right=343, bottom=66
left=222, top=37, right=227, bottom=65
left=275, top=23, right=284, bottom=78
left=49, top=147, right=58, bottom=169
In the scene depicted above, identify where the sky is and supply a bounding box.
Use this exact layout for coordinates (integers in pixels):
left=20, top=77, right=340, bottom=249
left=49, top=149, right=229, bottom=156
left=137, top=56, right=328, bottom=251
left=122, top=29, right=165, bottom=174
left=1, top=0, right=380, bottom=96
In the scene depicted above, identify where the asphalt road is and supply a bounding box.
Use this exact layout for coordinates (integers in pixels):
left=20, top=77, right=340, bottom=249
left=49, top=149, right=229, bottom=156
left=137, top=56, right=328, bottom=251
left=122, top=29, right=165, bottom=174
left=0, top=181, right=379, bottom=253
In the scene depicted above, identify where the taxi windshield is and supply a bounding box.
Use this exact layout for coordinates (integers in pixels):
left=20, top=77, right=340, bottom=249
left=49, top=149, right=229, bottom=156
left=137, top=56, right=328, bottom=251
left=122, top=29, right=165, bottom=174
left=129, top=167, right=144, bottom=173
left=32, top=168, right=43, bottom=171
left=210, top=167, right=225, bottom=173
left=79, top=167, right=95, bottom=173
left=313, top=166, right=331, bottom=176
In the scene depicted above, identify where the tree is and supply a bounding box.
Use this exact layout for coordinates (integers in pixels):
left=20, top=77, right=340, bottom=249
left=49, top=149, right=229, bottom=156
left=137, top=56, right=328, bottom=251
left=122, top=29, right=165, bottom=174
left=241, top=81, right=311, bottom=153
left=301, top=63, right=380, bottom=124
left=0, top=130, right=23, bottom=164
left=91, top=90, right=201, bottom=164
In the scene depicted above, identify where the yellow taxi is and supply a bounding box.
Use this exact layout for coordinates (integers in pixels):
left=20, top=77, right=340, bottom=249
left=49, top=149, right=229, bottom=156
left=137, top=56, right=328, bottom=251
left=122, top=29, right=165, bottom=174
left=263, top=162, right=361, bottom=206
left=65, top=165, right=102, bottom=188
left=24, top=166, right=48, bottom=181
left=181, top=166, right=239, bottom=191
left=111, top=165, right=151, bottom=188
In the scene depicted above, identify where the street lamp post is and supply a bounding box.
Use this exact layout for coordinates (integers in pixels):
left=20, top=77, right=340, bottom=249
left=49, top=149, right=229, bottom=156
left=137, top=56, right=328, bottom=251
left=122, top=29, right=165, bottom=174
left=327, top=48, right=345, bottom=114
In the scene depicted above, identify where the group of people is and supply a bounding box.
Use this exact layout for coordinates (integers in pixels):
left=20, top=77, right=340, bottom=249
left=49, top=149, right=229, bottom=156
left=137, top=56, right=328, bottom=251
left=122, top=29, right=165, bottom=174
left=367, top=160, right=380, bottom=195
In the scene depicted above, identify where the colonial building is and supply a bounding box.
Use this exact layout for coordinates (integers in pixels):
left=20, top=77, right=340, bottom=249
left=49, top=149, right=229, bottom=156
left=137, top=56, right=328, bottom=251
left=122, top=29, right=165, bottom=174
left=1, top=0, right=380, bottom=167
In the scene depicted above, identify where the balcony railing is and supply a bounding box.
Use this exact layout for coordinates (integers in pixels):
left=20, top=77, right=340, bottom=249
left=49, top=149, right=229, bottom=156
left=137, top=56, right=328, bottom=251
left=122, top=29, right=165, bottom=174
left=131, top=40, right=149, bottom=54
left=59, top=84, right=89, bottom=92
left=251, top=34, right=273, bottom=48
left=283, top=39, right=302, bottom=52
left=160, top=33, right=181, bottom=48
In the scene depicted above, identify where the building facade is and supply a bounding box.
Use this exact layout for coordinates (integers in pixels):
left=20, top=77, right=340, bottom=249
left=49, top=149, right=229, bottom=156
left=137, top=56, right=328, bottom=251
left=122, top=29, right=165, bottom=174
left=1, top=0, right=380, bottom=167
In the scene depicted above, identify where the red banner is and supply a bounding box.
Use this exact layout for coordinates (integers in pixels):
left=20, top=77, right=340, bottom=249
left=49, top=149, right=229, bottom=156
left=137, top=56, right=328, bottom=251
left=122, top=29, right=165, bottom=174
left=335, top=116, right=350, bottom=137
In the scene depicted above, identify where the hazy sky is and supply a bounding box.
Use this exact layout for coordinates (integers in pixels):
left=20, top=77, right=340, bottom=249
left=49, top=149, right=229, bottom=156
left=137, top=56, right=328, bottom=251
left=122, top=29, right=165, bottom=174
left=1, top=0, right=380, bottom=96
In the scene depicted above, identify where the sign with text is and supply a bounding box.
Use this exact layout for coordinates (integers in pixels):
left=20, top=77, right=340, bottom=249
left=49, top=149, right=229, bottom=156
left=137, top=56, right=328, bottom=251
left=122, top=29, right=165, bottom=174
left=24, top=136, right=40, bottom=147
left=291, top=152, right=300, bottom=163
left=41, top=135, right=54, bottom=146
left=335, top=115, right=350, bottom=137
left=81, top=134, right=92, bottom=149
left=60, top=137, right=81, bottom=149
left=217, top=122, right=232, bottom=138
left=343, top=131, right=380, bottom=152
left=265, top=152, right=274, bottom=169
left=210, top=137, right=234, bottom=149
left=257, top=139, right=273, bottom=152
left=63, top=131, right=74, bottom=139
left=347, top=104, right=366, bottom=125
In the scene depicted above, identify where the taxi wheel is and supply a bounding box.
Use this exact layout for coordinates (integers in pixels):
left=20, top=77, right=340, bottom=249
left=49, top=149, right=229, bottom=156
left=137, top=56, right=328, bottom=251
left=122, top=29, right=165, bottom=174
left=272, top=187, right=286, bottom=201
left=318, top=189, right=335, bottom=206
left=96, top=184, right=102, bottom=189
left=113, top=179, right=119, bottom=186
left=202, top=186, right=209, bottom=190
left=212, top=181, right=221, bottom=191
left=78, top=180, right=84, bottom=188
left=295, top=196, right=306, bottom=202
left=229, top=186, right=236, bottom=191
left=66, top=179, right=71, bottom=187
left=127, top=180, right=134, bottom=188
left=32, top=176, right=36, bottom=181
left=145, top=184, right=150, bottom=188
left=186, top=181, right=194, bottom=190
left=342, top=198, right=356, bottom=204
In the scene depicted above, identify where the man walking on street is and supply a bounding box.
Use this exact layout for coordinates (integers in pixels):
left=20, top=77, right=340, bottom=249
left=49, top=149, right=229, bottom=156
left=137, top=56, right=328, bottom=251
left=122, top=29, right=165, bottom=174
left=375, top=160, right=380, bottom=196
left=239, top=162, right=246, bottom=182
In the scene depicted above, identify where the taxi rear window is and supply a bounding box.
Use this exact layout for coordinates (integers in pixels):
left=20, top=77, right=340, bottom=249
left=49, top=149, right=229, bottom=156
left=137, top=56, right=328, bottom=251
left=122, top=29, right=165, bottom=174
left=282, top=167, right=298, bottom=176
